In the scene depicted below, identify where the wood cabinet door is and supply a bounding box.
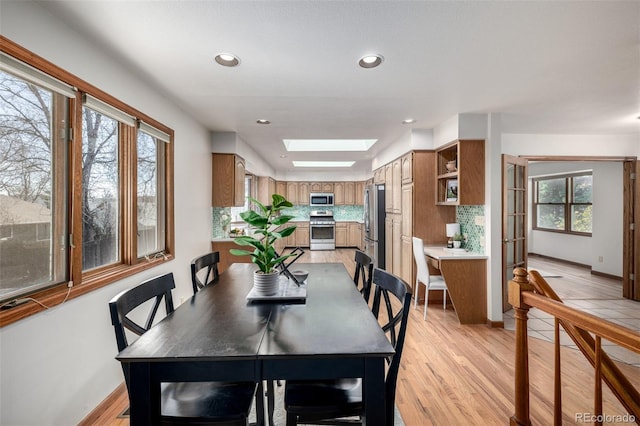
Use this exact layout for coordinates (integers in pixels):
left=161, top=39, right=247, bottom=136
left=310, top=182, right=322, bottom=192
left=401, top=152, right=413, bottom=184
left=334, top=182, right=345, bottom=205
left=321, top=182, right=334, bottom=192
left=355, top=181, right=364, bottom=205
left=276, top=181, right=287, bottom=197
left=401, top=183, right=414, bottom=239
left=385, top=217, right=393, bottom=271
left=335, top=225, right=347, bottom=247
left=385, top=163, right=393, bottom=213
left=298, top=182, right=309, bottom=205
left=286, top=182, right=298, bottom=204
left=348, top=223, right=362, bottom=248
left=234, top=157, right=245, bottom=207
left=296, top=225, right=310, bottom=247
left=401, top=236, right=414, bottom=291
left=392, top=217, right=402, bottom=275
left=392, top=159, right=401, bottom=213
left=344, top=182, right=355, bottom=205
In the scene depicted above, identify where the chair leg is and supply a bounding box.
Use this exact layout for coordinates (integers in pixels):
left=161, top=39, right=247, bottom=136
left=423, top=285, right=428, bottom=320
left=255, top=382, right=265, bottom=426
left=266, top=380, right=275, bottom=426
left=443, top=289, right=447, bottom=311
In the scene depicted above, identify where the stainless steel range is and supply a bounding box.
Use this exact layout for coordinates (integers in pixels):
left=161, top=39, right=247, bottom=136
left=309, top=210, right=336, bottom=250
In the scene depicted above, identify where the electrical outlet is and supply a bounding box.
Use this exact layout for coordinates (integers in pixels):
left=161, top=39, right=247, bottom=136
left=598, top=256, right=604, bottom=263
left=475, top=216, right=485, bottom=226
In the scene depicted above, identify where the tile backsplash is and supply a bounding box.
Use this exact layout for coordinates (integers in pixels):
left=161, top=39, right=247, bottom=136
left=212, top=204, right=364, bottom=239
left=456, top=205, right=485, bottom=253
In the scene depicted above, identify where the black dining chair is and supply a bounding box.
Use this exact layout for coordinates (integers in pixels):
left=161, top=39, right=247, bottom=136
left=353, top=250, right=374, bottom=303
left=283, top=268, right=412, bottom=426
left=109, top=272, right=263, bottom=425
left=190, top=251, right=221, bottom=294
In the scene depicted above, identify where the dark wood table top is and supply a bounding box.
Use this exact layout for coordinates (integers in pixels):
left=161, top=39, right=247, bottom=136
left=117, top=262, right=393, bottom=363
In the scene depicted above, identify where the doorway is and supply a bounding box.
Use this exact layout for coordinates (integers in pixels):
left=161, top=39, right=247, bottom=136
left=501, top=156, right=638, bottom=311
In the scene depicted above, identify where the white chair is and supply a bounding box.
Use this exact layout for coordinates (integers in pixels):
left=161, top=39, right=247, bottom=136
left=412, top=236, right=448, bottom=320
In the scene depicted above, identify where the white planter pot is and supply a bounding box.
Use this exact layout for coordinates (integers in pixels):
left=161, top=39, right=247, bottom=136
left=253, top=270, right=280, bottom=296
left=453, top=241, right=461, bottom=248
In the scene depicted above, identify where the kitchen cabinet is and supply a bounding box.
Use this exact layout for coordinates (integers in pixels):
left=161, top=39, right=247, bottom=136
left=211, top=240, right=251, bottom=273
left=392, top=158, right=401, bottom=213
left=435, top=139, right=485, bottom=205
left=285, top=222, right=309, bottom=248
left=401, top=152, right=413, bottom=184
left=355, top=181, right=364, bottom=205
left=298, top=182, right=309, bottom=205
left=310, top=182, right=334, bottom=193
left=276, top=181, right=287, bottom=198
left=286, top=182, right=299, bottom=204
left=385, top=217, right=393, bottom=272
left=344, top=182, right=355, bottom=205
left=335, top=222, right=348, bottom=247
left=257, top=176, right=276, bottom=205
left=384, top=163, right=393, bottom=213
left=334, top=182, right=345, bottom=205
left=348, top=222, right=362, bottom=248
left=373, top=168, right=385, bottom=184
left=392, top=217, right=402, bottom=276
left=212, top=153, right=245, bottom=207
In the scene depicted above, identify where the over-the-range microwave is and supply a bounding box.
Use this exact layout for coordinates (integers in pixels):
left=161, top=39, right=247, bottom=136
left=310, top=193, right=334, bottom=206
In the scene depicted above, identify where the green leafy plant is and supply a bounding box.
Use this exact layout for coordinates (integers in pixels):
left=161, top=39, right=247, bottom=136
left=229, top=194, right=297, bottom=274
left=453, top=232, right=464, bottom=242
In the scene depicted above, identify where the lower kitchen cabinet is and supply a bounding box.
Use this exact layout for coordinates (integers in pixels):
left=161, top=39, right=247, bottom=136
left=335, top=223, right=348, bottom=247
left=285, top=223, right=309, bottom=248
left=348, top=222, right=362, bottom=249
left=211, top=240, right=252, bottom=273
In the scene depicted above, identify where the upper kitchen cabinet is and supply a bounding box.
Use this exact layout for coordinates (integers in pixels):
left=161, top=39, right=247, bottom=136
left=373, top=168, right=385, bottom=184
left=334, top=182, right=345, bottom=205
left=355, top=181, right=365, bottom=205
left=212, top=153, right=245, bottom=207
left=298, top=182, right=310, bottom=205
left=435, top=139, right=485, bottom=206
left=310, top=182, right=334, bottom=193
left=257, top=176, right=276, bottom=205
left=401, top=152, right=413, bottom=184
left=276, top=181, right=287, bottom=198
left=344, top=182, right=355, bottom=205
left=286, top=182, right=299, bottom=204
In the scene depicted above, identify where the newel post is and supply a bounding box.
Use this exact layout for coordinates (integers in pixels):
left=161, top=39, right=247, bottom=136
left=509, top=267, right=534, bottom=426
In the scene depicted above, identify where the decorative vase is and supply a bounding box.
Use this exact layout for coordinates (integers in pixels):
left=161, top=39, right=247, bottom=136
left=253, top=270, right=280, bottom=296
left=453, top=241, right=461, bottom=248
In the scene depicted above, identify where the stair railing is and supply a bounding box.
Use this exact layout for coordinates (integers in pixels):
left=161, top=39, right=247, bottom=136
left=509, top=267, right=640, bottom=426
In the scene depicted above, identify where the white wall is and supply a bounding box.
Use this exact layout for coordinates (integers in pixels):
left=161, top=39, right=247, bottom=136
left=528, top=161, right=624, bottom=277
left=1, top=2, right=215, bottom=425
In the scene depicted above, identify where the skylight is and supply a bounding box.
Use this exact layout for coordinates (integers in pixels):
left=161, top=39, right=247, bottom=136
left=283, top=139, right=377, bottom=152
left=292, top=161, right=355, bottom=168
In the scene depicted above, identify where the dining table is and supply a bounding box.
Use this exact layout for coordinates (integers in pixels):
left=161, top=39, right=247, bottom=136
left=116, top=262, right=394, bottom=426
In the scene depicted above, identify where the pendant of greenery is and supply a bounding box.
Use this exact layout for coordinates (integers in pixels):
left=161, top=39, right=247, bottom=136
left=229, top=194, right=298, bottom=274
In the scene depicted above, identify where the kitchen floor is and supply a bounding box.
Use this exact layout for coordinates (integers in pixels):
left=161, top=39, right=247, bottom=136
left=504, top=255, right=640, bottom=367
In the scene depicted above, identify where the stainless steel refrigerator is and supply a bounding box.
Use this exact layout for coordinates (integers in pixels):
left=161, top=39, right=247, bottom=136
left=363, top=184, right=385, bottom=270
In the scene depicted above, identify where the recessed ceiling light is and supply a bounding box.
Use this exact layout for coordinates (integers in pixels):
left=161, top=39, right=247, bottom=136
left=256, top=119, right=270, bottom=124
left=358, top=54, right=383, bottom=69
left=283, top=139, right=378, bottom=152
left=292, top=161, right=355, bottom=168
left=214, top=53, right=240, bottom=67
left=402, top=119, right=416, bottom=124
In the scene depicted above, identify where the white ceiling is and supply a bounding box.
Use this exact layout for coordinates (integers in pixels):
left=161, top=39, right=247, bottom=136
left=37, top=1, right=640, bottom=174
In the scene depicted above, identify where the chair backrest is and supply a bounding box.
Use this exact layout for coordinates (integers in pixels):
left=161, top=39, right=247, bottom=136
left=370, top=268, right=412, bottom=425
left=353, top=249, right=374, bottom=302
left=109, top=273, right=176, bottom=395
left=412, top=236, right=430, bottom=284
left=190, top=251, right=220, bottom=294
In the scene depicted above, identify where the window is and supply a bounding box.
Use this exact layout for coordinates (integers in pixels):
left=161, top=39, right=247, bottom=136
left=533, top=172, right=592, bottom=235
left=230, top=175, right=252, bottom=222
left=0, top=41, right=174, bottom=325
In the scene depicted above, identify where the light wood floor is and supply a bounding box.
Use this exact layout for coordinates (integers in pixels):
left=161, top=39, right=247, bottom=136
left=81, top=249, right=640, bottom=425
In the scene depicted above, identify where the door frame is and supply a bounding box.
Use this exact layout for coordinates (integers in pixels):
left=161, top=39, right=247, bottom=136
left=503, top=155, right=638, bottom=301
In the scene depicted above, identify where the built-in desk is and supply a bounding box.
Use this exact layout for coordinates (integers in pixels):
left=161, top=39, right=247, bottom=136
left=423, top=246, right=488, bottom=325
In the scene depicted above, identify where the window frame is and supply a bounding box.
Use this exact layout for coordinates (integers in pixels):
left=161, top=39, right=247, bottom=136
left=0, top=37, right=175, bottom=326
left=532, top=171, right=592, bottom=236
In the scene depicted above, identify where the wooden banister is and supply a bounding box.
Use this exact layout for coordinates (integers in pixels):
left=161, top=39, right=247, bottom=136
left=509, top=268, right=640, bottom=425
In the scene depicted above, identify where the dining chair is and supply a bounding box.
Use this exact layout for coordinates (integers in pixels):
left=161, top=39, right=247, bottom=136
left=353, top=249, right=374, bottom=302
left=190, top=251, right=220, bottom=294
left=109, top=272, right=263, bottom=425
left=283, top=268, right=412, bottom=426
left=412, top=236, right=448, bottom=320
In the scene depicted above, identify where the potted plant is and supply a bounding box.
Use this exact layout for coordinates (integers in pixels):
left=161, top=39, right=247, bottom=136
left=453, top=232, right=464, bottom=249
left=229, top=194, right=297, bottom=295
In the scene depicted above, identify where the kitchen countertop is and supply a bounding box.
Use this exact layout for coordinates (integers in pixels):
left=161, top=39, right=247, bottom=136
left=423, top=246, right=488, bottom=260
